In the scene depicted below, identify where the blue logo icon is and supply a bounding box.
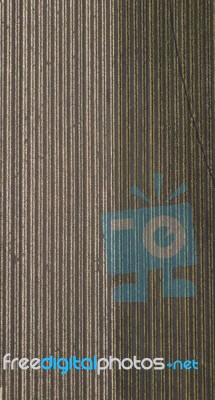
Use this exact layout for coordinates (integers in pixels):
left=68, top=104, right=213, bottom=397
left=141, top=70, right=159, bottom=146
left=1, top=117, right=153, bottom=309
left=102, top=173, right=197, bottom=302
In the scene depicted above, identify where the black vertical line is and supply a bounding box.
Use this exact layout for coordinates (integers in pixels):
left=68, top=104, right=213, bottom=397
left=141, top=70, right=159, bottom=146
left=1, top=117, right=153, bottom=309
left=34, top=0, right=40, bottom=397
left=18, top=0, right=24, bottom=398
left=26, top=0, right=32, bottom=398
left=42, top=1, right=48, bottom=399
left=210, top=0, right=215, bottom=395
left=2, top=0, right=9, bottom=396
left=66, top=0, right=71, bottom=397
left=50, top=0, right=56, bottom=398
left=10, top=0, right=16, bottom=377
left=89, top=0, right=95, bottom=397
left=203, top=3, right=212, bottom=400
left=74, top=0, right=80, bottom=395
left=81, top=0, right=87, bottom=395
left=97, top=0, right=105, bottom=396
left=58, top=1, right=63, bottom=396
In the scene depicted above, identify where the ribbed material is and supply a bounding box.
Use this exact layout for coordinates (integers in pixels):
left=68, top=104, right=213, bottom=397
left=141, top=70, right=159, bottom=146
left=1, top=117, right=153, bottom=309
left=0, top=1, right=214, bottom=399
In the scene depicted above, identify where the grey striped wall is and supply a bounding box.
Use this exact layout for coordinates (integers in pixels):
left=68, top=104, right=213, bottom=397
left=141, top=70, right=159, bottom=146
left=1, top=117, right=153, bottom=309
left=0, top=0, right=214, bottom=399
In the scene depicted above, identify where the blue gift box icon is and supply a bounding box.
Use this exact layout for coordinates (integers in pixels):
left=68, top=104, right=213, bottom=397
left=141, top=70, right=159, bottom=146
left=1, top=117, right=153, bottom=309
left=102, top=174, right=197, bottom=302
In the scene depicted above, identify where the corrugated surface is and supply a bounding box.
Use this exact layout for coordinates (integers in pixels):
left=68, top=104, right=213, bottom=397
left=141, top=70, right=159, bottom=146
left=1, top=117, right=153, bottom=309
left=0, top=0, right=214, bottom=399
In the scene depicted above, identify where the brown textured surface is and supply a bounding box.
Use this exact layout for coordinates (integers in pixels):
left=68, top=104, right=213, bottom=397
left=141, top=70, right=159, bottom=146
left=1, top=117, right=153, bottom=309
left=0, top=0, right=214, bottom=399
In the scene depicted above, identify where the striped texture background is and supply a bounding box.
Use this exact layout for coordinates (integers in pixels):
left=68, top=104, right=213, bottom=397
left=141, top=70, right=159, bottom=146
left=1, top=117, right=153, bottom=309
left=0, top=0, right=214, bottom=399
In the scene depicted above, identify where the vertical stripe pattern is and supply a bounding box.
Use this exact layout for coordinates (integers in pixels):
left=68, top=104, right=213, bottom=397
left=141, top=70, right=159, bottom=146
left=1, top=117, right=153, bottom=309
left=0, top=0, right=214, bottom=399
